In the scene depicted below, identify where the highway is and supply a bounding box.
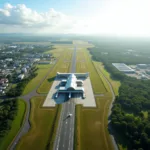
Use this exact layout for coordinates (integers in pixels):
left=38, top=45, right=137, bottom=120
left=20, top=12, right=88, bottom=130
left=53, top=46, right=76, bottom=150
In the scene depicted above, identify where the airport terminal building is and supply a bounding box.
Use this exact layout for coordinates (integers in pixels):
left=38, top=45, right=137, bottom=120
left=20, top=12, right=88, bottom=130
left=56, top=72, right=89, bottom=98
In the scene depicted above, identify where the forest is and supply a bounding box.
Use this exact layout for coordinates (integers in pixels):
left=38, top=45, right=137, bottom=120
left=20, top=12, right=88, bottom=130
left=88, top=42, right=150, bottom=150
left=0, top=99, right=18, bottom=137
left=88, top=38, right=150, bottom=64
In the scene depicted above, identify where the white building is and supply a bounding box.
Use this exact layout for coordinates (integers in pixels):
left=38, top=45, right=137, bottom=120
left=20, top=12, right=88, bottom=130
left=18, top=74, right=25, bottom=80
left=137, top=64, right=147, bottom=69
left=56, top=73, right=89, bottom=99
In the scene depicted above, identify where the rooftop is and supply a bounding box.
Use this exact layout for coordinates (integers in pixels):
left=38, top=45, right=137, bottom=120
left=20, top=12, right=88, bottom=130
left=112, top=63, right=135, bottom=72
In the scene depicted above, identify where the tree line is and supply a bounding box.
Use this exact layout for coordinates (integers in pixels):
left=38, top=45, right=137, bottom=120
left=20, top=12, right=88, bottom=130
left=0, top=99, right=18, bottom=138
left=88, top=47, right=150, bottom=150
left=88, top=46, right=150, bottom=65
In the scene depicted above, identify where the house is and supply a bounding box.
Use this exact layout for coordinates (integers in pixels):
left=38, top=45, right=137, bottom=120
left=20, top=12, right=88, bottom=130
left=0, top=78, right=9, bottom=83
left=18, top=74, right=25, bottom=80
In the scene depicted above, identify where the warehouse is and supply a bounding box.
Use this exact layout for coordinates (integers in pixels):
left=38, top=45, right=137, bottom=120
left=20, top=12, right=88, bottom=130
left=112, top=63, right=135, bottom=73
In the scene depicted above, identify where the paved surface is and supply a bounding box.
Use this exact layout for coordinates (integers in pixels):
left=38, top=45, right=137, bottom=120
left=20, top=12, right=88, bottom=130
left=43, top=77, right=60, bottom=107
left=43, top=76, right=96, bottom=107
left=53, top=46, right=76, bottom=150
left=74, top=77, right=96, bottom=107
left=53, top=97, right=75, bottom=150
left=70, top=46, right=76, bottom=73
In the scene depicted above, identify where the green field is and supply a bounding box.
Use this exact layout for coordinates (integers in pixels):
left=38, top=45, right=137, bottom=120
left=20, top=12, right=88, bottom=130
left=75, top=96, right=114, bottom=150
left=0, top=99, right=26, bottom=150
left=44, top=46, right=64, bottom=58
left=37, top=48, right=73, bottom=93
left=76, top=48, right=107, bottom=94
left=75, top=45, right=117, bottom=150
left=17, top=97, right=57, bottom=150
left=23, top=64, right=53, bottom=95
left=94, top=61, right=121, bottom=95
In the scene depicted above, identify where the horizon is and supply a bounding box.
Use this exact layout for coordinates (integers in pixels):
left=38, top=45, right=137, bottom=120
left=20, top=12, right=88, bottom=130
left=0, top=0, right=150, bottom=37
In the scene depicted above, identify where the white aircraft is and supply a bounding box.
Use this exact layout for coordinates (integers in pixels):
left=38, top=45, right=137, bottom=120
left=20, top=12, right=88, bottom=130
left=67, top=113, right=72, bottom=117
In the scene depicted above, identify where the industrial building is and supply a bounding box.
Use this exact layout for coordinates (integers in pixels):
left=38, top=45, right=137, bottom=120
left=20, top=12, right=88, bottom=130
left=112, top=63, right=135, bottom=73
left=136, top=64, right=148, bottom=69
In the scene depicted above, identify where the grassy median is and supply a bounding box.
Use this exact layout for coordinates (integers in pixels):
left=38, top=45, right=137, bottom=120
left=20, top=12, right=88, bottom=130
left=76, top=48, right=107, bottom=94
left=0, top=99, right=26, bottom=150
left=75, top=96, right=114, bottom=150
left=16, top=97, right=58, bottom=150
left=94, top=61, right=121, bottom=95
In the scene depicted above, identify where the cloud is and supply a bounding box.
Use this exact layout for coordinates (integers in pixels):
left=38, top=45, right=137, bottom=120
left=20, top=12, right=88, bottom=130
left=0, top=3, right=76, bottom=33
left=0, top=1, right=150, bottom=36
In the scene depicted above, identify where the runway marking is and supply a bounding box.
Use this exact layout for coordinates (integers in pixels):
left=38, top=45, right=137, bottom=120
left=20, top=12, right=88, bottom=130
left=66, top=121, right=67, bottom=124
left=68, top=140, right=71, bottom=150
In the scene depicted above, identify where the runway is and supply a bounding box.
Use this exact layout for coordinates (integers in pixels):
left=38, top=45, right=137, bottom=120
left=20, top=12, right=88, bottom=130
left=53, top=46, right=76, bottom=150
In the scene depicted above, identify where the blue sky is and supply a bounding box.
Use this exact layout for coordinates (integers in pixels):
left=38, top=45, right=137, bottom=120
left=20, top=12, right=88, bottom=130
left=0, top=0, right=103, bottom=17
left=0, top=0, right=150, bottom=36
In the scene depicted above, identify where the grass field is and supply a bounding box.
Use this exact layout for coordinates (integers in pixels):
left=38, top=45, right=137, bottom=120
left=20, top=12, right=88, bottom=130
left=37, top=48, right=73, bottom=93
left=44, top=46, right=64, bottom=58
left=48, top=105, right=62, bottom=150
left=0, top=99, right=26, bottom=150
left=75, top=96, right=114, bottom=150
left=75, top=45, right=117, bottom=150
left=16, top=97, right=58, bottom=150
left=23, top=64, right=53, bottom=95
left=76, top=48, right=107, bottom=94
left=94, top=61, right=121, bottom=95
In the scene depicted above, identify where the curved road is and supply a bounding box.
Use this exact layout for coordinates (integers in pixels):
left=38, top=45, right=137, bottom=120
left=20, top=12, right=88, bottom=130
left=9, top=59, right=58, bottom=150
left=97, top=66, right=119, bottom=150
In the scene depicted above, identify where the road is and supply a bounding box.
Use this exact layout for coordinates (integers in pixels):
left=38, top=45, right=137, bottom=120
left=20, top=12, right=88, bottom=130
left=9, top=59, right=58, bottom=150
left=53, top=46, right=76, bottom=150
left=97, top=67, right=119, bottom=150
left=70, top=45, right=76, bottom=73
